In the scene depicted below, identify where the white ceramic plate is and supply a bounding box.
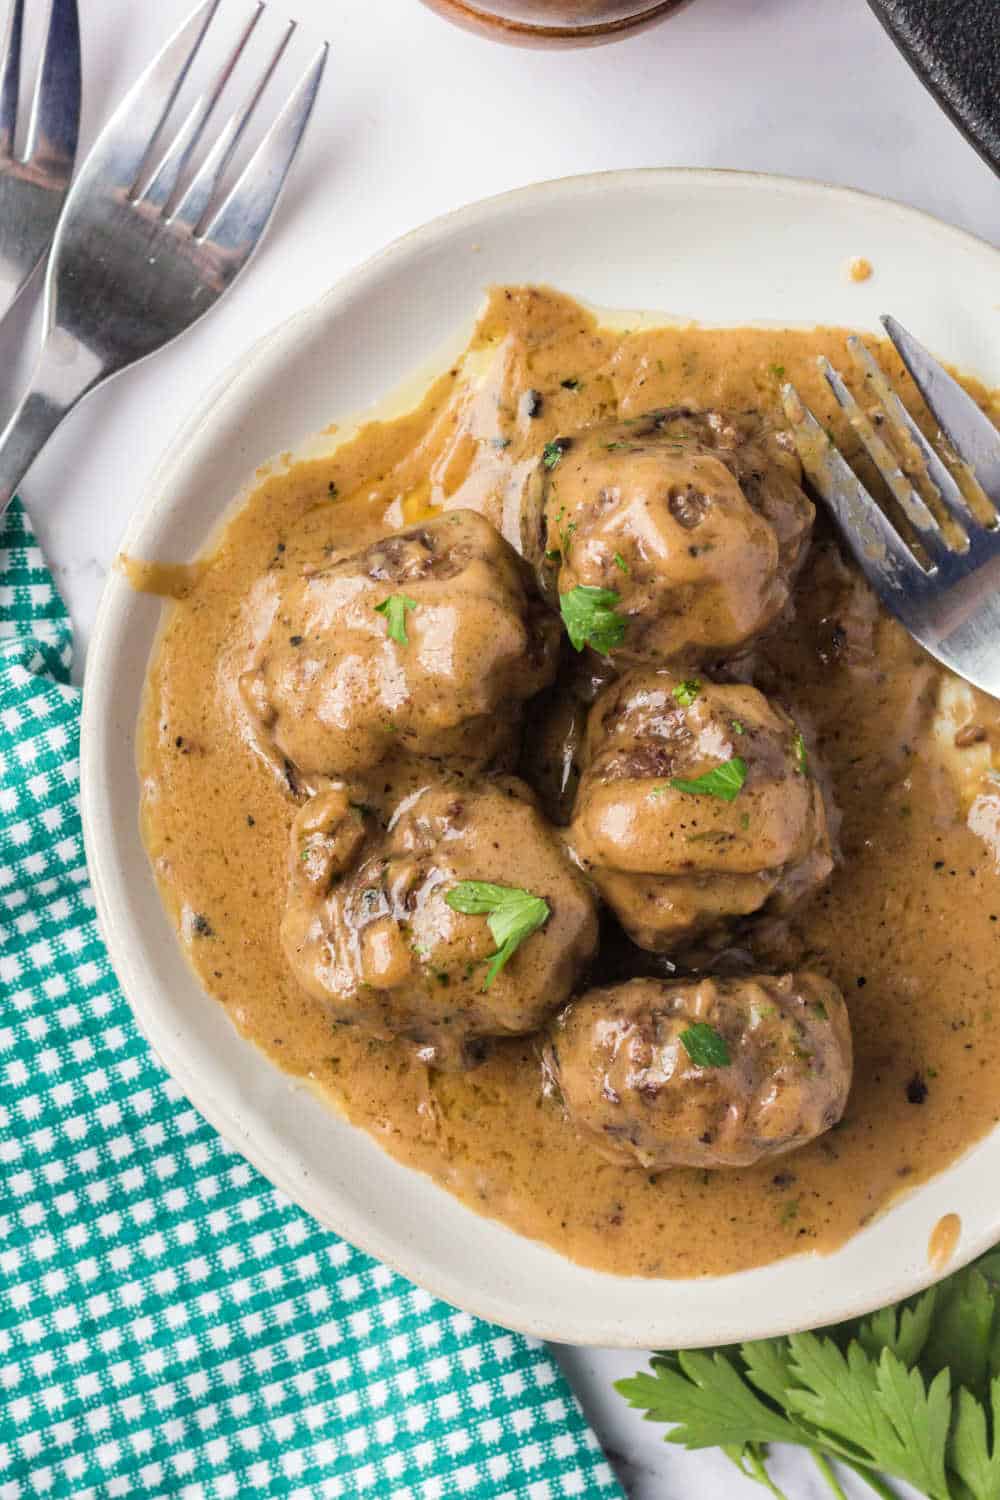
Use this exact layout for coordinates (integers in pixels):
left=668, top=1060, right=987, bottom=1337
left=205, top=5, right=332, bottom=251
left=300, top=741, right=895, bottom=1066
left=82, top=170, right=1000, bottom=1348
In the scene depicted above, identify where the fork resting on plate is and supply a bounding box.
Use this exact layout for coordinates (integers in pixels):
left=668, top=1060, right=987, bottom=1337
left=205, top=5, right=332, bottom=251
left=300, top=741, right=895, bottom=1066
left=783, top=319, right=1000, bottom=701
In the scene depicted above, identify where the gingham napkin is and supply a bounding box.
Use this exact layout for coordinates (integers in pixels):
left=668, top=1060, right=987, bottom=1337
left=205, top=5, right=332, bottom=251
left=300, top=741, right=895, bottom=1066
left=0, top=498, right=625, bottom=1500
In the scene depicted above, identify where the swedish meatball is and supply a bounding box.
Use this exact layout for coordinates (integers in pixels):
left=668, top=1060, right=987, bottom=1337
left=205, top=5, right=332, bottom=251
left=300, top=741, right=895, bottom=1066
left=532, top=408, right=813, bottom=663
left=568, top=669, right=832, bottom=951
left=241, top=510, right=558, bottom=783
left=281, top=776, right=598, bottom=1069
left=543, top=973, right=851, bottom=1169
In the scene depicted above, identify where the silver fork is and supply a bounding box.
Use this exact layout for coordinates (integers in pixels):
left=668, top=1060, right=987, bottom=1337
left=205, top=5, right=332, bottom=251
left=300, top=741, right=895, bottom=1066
left=0, top=0, right=80, bottom=318
left=0, top=0, right=328, bottom=520
left=782, top=319, right=1000, bottom=699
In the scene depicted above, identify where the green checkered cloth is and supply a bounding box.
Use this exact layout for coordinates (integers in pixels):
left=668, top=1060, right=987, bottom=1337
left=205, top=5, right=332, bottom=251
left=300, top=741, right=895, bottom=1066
left=0, top=498, right=625, bottom=1500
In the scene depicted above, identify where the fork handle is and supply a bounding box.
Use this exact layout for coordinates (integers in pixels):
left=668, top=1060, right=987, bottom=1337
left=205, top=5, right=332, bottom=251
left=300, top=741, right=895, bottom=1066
left=0, top=328, right=105, bottom=519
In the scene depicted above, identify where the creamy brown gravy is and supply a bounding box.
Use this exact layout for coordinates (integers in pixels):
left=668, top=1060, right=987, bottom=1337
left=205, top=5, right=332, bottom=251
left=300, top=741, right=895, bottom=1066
left=928, top=1212, right=962, bottom=1273
left=138, top=286, right=1000, bottom=1278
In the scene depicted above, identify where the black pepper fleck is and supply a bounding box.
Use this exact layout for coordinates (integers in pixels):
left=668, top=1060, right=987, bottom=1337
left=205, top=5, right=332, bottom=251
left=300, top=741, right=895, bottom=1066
left=906, top=1074, right=928, bottom=1105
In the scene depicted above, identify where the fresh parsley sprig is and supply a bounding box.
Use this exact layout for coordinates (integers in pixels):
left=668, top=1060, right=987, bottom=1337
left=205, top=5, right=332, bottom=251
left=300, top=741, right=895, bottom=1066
left=560, top=586, right=626, bottom=656
left=616, top=1250, right=1000, bottom=1500
left=793, top=730, right=809, bottom=776
left=445, top=881, right=551, bottom=990
left=672, top=679, right=702, bottom=708
left=679, top=1023, right=731, bottom=1068
left=657, top=757, right=748, bottom=802
left=374, top=593, right=417, bottom=645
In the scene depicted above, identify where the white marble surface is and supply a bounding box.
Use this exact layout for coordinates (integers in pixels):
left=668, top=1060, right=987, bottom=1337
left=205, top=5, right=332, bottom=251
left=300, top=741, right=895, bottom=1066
left=15, top=0, right=998, bottom=1494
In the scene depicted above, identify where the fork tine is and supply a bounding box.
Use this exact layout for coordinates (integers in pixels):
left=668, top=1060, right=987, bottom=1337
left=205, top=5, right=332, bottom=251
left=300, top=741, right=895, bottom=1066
left=0, top=0, right=24, bottom=158
left=170, top=16, right=295, bottom=233
left=819, top=354, right=957, bottom=564
left=65, top=0, right=221, bottom=202
left=141, top=3, right=264, bottom=213
left=846, top=336, right=980, bottom=534
left=883, top=315, right=1000, bottom=507
left=782, top=383, right=926, bottom=600
left=23, top=0, right=80, bottom=171
left=124, top=0, right=221, bottom=196
left=198, top=41, right=328, bottom=255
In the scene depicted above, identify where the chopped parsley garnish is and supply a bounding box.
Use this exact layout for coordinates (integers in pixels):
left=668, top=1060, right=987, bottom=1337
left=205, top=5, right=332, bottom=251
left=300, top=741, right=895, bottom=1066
left=672, top=679, right=701, bottom=708
left=542, top=441, right=565, bottom=470
left=793, top=731, right=809, bottom=775
left=548, top=505, right=577, bottom=560
left=731, top=718, right=746, bottom=735
left=374, top=593, right=417, bottom=645
left=679, top=1023, right=731, bottom=1069
left=665, top=757, right=748, bottom=802
left=559, top=586, right=626, bottom=656
left=770, top=363, right=786, bottom=379
left=739, top=811, right=751, bottom=829
left=445, top=881, right=551, bottom=990
left=613, top=552, right=630, bottom=574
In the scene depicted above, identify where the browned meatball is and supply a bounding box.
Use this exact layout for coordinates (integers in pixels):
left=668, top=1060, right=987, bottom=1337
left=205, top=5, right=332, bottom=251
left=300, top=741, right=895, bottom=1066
left=281, top=776, right=599, bottom=1069
left=568, top=669, right=832, bottom=951
left=241, top=510, right=559, bottom=782
left=532, top=407, right=813, bottom=663
left=543, top=973, right=852, bottom=1169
